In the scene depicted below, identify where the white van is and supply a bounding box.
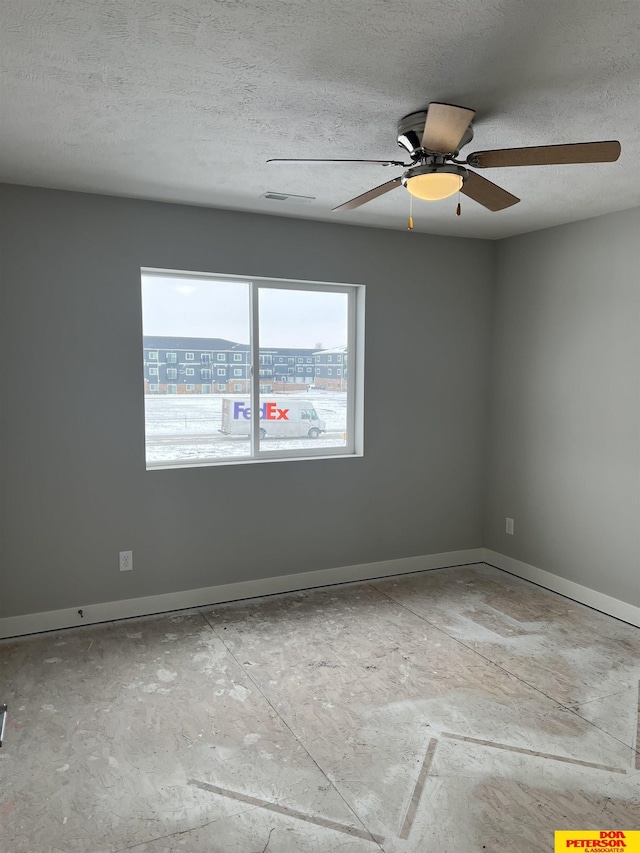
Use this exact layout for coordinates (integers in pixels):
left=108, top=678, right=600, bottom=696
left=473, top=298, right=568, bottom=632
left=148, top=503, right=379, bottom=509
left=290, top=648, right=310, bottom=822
left=220, top=398, right=327, bottom=439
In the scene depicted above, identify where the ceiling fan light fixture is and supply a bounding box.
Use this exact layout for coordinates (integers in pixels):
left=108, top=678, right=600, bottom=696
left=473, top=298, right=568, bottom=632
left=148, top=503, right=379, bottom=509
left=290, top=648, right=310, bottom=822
left=403, top=164, right=467, bottom=201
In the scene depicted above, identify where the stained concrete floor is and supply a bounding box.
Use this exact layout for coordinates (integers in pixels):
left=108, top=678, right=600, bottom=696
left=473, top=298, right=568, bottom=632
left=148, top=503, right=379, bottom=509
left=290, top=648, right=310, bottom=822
left=0, top=564, right=639, bottom=852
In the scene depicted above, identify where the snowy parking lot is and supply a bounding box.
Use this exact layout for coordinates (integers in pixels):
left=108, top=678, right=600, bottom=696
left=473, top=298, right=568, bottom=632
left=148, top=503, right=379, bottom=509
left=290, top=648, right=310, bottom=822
left=144, top=391, right=348, bottom=466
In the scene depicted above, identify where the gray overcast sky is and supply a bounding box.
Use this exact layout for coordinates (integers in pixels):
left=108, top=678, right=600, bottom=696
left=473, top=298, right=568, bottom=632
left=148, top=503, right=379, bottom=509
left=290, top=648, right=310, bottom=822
left=141, top=275, right=347, bottom=349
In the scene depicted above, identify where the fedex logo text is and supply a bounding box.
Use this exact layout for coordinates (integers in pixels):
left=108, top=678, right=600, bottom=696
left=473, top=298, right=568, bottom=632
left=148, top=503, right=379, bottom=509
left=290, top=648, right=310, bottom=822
left=233, top=402, right=290, bottom=421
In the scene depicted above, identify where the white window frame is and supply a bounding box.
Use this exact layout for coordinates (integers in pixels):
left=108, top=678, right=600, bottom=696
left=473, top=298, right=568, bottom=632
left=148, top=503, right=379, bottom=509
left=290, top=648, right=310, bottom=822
left=233, top=353, right=242, bottom=362
left=149, top=367, right=158, bottom=376
left=185, top=352, right=194, bottom=361
left=148, top=351, right=158, bottom=360
left=233, top=368, right=242, bottom=377
left=217, top=353, right=225, bottom=361
left=217, top=368, right=226, bottom=376
left=186, top=384, right=195, bottom=391
left=185, top=367, right=195, bottom=376
left=166, top=368, right=178, bottom=379
left=141, top=268, right=365, bottom=468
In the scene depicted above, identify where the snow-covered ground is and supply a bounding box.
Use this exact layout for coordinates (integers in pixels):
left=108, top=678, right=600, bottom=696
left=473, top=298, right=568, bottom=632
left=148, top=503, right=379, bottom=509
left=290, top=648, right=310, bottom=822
left=144, top=391, right=348, bottom=466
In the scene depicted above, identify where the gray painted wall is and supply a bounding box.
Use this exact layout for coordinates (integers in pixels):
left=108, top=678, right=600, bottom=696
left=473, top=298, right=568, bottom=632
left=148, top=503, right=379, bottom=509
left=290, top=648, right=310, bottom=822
left=485, top=208, right=640, bottom=606
left=0, top=185, right=494, bottom=619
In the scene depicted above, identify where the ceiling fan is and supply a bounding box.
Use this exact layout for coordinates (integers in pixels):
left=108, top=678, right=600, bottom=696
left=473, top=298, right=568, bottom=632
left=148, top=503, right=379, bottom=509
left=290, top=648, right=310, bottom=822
left=267, top=102, right=621, bottom=214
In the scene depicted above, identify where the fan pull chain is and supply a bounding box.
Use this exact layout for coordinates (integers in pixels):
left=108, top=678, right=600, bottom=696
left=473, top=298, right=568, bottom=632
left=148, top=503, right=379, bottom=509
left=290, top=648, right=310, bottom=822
left=456, top=189, right=461, bottom=217
left=408, top=194, right=414, bottom=230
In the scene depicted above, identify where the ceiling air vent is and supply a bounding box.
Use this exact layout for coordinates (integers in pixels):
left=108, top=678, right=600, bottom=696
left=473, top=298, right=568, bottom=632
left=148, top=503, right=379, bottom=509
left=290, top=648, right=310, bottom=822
left=262, top=192, right=314, bottom=203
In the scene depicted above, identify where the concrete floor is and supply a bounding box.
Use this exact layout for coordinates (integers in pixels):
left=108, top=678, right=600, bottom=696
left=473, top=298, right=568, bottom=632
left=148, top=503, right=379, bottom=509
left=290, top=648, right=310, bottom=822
left=0, top=563, right=638, bottom=852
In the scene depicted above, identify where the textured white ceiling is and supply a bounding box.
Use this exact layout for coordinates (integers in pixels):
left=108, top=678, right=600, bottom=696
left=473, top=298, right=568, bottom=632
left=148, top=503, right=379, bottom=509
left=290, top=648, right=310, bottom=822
left=1, top=0, right=639, bottom=238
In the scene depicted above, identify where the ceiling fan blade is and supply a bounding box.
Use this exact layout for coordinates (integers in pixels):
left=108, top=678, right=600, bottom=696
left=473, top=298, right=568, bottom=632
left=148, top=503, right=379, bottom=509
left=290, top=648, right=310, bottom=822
left=267, top=158, right=409, bottom=166
left=469, top=141, right=621, bottom=168
left=461, top=171, right=520, bottom=211
left=421, top=102, right=475, bottom=154
left=332, top=177, right=403, bottom=211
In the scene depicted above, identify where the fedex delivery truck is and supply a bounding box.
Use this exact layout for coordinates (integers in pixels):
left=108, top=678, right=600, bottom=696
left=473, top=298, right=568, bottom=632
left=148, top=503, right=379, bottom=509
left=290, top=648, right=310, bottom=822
left=220, top=398, right=326, bottom=439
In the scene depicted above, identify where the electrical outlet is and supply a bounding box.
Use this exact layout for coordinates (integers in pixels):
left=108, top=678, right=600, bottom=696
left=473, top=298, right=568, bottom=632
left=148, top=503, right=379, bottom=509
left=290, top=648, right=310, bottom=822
left=505, top=517, right=514, bottom=535
left=119, top=550, right=133, bottom=572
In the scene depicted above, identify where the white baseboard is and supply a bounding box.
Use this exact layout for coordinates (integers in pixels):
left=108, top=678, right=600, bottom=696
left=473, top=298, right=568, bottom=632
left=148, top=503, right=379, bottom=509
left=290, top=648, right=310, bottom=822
left=0, top=548, right=484, bottom=640
left=484, top=549, right=640, bottom=628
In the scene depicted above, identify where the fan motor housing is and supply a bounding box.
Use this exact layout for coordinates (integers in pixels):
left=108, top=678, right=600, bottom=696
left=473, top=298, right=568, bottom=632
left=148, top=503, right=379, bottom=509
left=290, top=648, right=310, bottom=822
left=397, top=110, right=474, bottom=158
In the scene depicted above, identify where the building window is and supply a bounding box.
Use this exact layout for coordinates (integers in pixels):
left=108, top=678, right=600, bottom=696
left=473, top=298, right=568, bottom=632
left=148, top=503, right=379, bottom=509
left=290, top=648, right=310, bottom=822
left=185, top=352, right=194, bottom=361
left=141, top=269, right=364, bottom=469
left=327, top=355, right=332, bottom=362
left=337, top=368, right=342, bottom=376
left=327, top=369, right=332, bottom=376
left=149, top=384, right=158, bottom=392
left=149, top=367, right=158, bottom=376
left=148, top=351, right=158, bottom=360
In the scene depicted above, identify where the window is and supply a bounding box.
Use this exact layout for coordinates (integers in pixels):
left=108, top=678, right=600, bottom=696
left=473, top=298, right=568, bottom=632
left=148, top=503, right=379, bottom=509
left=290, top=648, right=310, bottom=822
left=166, top=352, right=177, bottom=363
left=328, top=368, right=332, bottom=376
left=148, top=351, right=158, bottom=360
left=185, top=352, right=194, bottom=361
left=149, top=384, right=158, bottom=392
left=141, top=269, right=364, bottom=469
left=328, top=355, right=332, bottom=362
left=149, top=367, right=158, bottom=376
left=337, top=368, right=342, bottom=376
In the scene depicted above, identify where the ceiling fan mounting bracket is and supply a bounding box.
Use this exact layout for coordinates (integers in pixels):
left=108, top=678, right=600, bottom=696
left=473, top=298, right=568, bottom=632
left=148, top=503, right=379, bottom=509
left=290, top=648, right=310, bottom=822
left=397, top=110, right=474, bottom=158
